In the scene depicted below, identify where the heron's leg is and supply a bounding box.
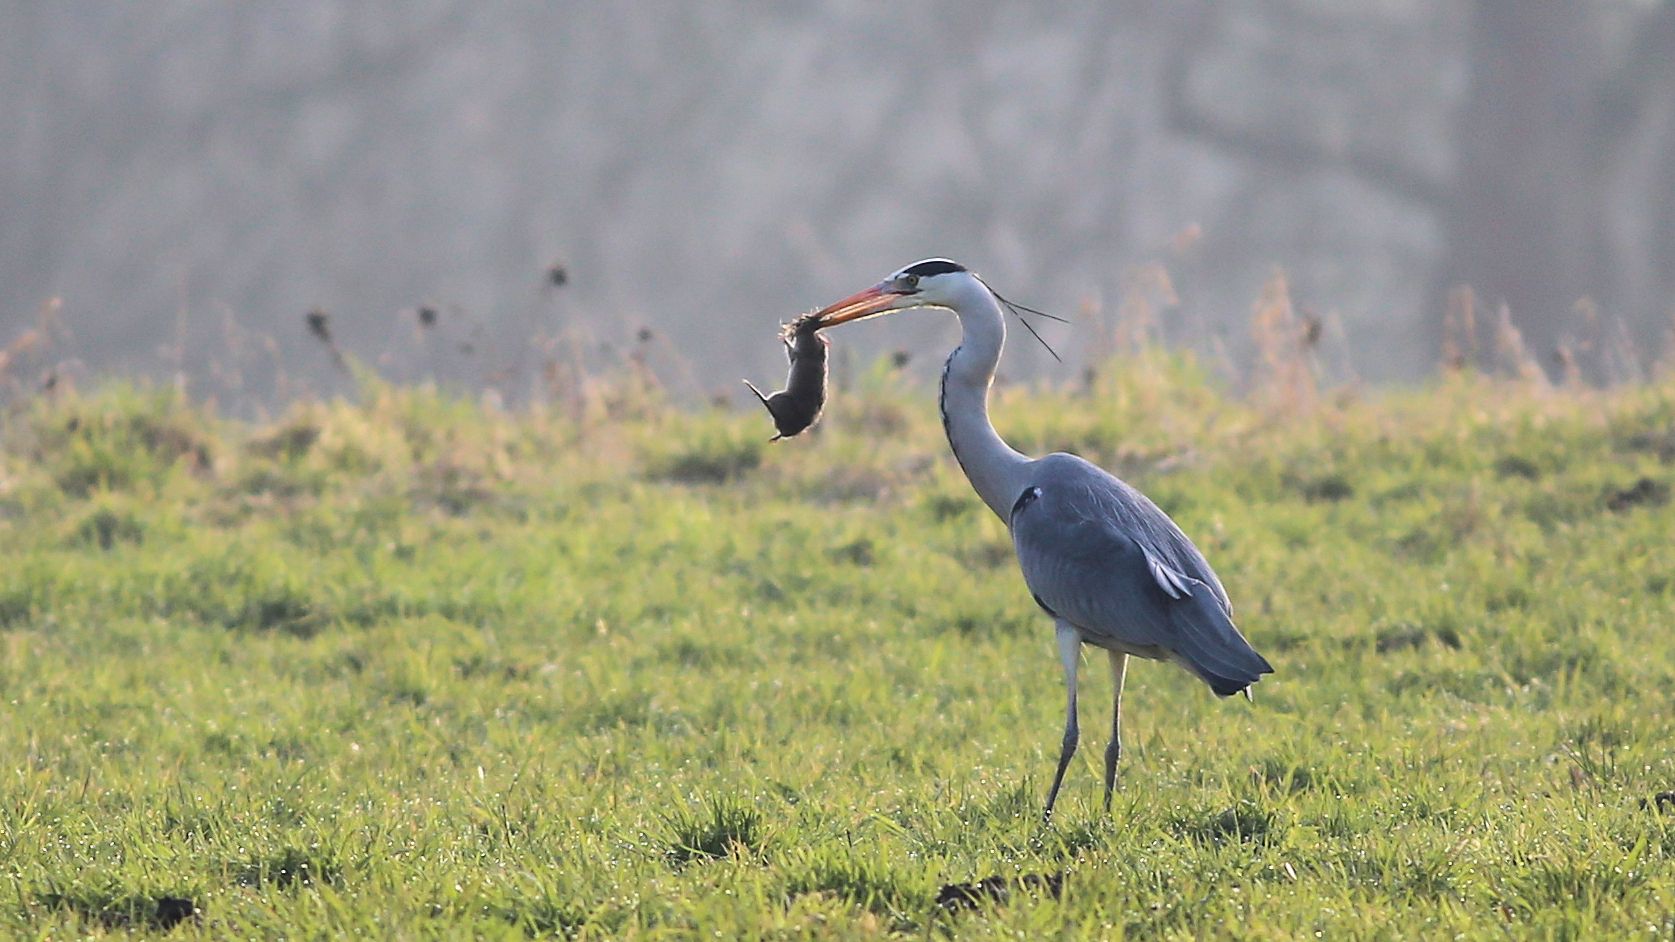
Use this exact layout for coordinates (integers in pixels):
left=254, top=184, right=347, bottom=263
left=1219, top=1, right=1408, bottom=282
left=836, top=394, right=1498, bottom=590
left=1103, top=651, right=1129, bottom=811
left=1043, top=621, right=1081, bottom=822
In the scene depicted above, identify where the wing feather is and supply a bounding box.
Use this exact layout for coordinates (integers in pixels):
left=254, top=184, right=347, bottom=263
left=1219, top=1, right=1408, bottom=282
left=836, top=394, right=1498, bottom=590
left=1146, top=553, right=1195, bottom=600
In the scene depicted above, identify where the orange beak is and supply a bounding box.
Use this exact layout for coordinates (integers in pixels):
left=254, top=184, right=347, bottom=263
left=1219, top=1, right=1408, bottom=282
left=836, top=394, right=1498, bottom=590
left=809, top=284, right=907, bottom=329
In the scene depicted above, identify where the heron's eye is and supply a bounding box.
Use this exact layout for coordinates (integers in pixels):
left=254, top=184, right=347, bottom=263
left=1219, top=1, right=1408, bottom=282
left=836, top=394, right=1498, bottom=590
left=899, top=273, right=920, bottom=291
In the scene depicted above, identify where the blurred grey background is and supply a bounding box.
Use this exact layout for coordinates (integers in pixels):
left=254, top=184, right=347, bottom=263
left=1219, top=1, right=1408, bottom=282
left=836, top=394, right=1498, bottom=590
left=5, top=2, right=1675, bottom=404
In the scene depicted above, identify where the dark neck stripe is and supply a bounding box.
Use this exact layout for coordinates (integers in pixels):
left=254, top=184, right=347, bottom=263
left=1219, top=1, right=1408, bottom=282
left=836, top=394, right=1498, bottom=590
left=939, top=346, right=976, bottom=488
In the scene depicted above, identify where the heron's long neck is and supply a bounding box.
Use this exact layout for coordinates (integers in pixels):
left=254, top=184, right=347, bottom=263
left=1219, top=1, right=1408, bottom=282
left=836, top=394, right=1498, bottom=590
left=940, top=287, right=1032, bottom=522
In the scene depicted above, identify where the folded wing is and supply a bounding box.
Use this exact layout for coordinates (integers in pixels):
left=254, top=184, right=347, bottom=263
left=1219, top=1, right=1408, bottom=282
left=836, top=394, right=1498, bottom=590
left=1009, top=453, right=1273, bottom=696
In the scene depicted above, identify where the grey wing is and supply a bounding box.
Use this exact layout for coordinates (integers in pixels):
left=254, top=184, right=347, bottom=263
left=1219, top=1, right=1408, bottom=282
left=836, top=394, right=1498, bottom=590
left=1009, top=454, right=1272, bottom=696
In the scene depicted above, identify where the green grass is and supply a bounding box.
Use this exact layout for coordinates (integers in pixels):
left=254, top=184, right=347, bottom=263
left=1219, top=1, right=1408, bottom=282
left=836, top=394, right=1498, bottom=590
left=2, top=363, right=1674, bottom=939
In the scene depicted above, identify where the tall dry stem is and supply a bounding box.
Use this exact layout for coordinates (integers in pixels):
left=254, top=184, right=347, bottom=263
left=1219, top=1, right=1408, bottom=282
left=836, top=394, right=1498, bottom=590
left=0, top=297, right=66, bottom=405
left=1602, top=312, right=1645, bottom=386
left=1656, top=304, right=1675, bottom=381
left=1492, top=305, right=1548, bottom=386
left=1113, top=263, right=1177, bottom=355
left=1250, top=269, right=1316, bottom=412
left=1442, top=286, right=1478, bottom=373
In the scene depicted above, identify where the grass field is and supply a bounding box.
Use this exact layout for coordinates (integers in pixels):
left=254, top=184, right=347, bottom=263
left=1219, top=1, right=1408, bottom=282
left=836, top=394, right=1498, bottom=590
left=3, top=349, right=1675, bottom=938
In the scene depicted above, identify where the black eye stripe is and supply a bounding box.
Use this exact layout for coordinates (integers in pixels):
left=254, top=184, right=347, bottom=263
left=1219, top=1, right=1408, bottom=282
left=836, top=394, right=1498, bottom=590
left=901, top=258, right=966, bottom=278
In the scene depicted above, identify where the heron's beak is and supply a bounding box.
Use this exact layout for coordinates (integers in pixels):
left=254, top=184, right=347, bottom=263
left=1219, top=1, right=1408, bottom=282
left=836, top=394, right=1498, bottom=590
left=809, top=284, right=907, bottom=329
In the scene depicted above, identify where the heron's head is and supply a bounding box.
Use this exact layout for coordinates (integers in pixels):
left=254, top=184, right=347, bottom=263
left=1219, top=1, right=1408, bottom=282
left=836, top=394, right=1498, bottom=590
left=809, top=259, right=978, bottom=329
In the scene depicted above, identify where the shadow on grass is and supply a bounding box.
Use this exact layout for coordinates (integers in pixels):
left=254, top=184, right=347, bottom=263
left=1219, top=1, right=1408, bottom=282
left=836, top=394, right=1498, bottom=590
left=37, top=889, right=198, bottom=933
left=233, top=845, right=343, bottom=890
left=661, top=794, right=769, bottom=865
left=1168, top=801, right=1278, bottom=845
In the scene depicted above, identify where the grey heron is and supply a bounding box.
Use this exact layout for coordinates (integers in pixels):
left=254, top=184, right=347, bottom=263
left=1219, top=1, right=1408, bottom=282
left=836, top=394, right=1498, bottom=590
left=809, top=259, right=1273, bottom=819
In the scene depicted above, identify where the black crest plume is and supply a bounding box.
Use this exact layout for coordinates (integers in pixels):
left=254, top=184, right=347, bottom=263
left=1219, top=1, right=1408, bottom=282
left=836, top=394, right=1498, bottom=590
left=976, top=276, right=1066, bottom=363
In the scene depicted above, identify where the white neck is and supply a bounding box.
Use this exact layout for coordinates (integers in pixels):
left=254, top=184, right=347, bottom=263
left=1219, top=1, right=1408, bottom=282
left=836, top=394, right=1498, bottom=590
left=938, top=277, right=1033, bottom=522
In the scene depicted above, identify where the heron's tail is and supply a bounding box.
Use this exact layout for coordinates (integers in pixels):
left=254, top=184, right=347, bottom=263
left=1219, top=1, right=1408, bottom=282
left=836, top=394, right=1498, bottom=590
left=1167, top=593, right=1274, bottom=698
